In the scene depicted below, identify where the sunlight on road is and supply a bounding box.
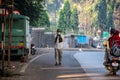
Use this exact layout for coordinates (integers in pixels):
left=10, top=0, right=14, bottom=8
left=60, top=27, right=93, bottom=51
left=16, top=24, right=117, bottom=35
left=74, top=51, right=105, bottom=68
left=57, top=73, right=120, bottom=80
left=57, top=73, right=102, bottom=79
left=74, top=51, right=120, bottom=80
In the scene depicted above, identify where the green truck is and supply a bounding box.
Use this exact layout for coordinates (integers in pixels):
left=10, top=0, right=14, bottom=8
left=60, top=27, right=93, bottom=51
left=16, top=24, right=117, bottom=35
left=0, top=14, right=31, bottom=58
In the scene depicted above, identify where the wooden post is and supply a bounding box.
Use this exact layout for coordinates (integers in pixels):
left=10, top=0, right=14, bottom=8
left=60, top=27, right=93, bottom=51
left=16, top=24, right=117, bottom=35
left=0, top=0, right=1, bottom=4
left=7, top=0, right=14, bottom=68
left=1, top=8, right=6, bottom=75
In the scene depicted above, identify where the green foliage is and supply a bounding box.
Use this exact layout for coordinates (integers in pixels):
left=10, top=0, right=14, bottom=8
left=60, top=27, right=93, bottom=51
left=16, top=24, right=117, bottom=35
left=90, top=3, right=99, bottom=28
left=71, top=7, right=79, bottom=33
left=58, top=10, right=65, bottom=33
left=63, top=0, right=71, bottom=29
left=97, top=0, right=107, bottom=31
left=107, top=11, right=114, bottom=29
left=14, top=0, right=50, bottom=28
left=57, top=0, right=71, bottom=34
left=47, top=0, right=119, bottom=34
left=38, top=11, right=50, bottom=28
left=106, top=0, right=115, bottom=29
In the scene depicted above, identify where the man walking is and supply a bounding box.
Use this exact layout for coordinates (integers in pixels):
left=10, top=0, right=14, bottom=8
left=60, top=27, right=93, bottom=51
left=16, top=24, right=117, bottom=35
left=54, top=29, right=64, bottom=65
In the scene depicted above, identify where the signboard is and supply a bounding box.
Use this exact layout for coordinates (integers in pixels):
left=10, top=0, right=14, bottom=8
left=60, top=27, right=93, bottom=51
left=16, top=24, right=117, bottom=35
left=103, top=31, right=109, bottom=39
left=77, top=35, right=87, bottom=44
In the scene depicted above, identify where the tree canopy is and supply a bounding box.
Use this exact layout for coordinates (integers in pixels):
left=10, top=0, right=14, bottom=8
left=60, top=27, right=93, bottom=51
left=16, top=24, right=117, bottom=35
left=3, top=0, right=119, bottom=34
left=71, top=6, right=79, bottom=34
left=57, top=0, right=71, bottom=34
left=47, top=0, right=120, bottom=36
left=14, top=0, right=50, bottom=27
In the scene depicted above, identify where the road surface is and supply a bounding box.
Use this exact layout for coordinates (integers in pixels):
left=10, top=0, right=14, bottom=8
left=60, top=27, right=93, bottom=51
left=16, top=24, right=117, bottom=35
left=0, top=48, right=120, bottom=80
left=74, top=50, right=120, bottom=80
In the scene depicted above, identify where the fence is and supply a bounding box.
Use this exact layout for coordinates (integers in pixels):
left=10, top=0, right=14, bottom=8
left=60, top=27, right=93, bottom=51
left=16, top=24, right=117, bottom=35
left=31, top=28, right=55, bottom=48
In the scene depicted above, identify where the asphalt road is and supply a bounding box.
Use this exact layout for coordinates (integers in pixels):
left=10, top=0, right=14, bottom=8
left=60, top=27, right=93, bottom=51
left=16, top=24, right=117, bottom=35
left=74, top=50, right=120, bottom=80
left=20, top=50, right=89, bottom=80
left=0, top=48, right=120, bottom=80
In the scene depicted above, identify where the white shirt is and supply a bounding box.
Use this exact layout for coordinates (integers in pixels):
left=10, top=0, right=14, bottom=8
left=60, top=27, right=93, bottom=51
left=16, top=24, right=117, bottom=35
left=54, top=34, right=64, bottom=49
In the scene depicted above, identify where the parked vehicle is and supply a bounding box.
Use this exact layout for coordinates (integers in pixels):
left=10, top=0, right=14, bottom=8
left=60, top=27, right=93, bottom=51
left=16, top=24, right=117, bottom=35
left=31, top=44, right=36, bottom=55
left=96, top=42, right=104, bottom=49
left=0, top=14, right=31, bottom=58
